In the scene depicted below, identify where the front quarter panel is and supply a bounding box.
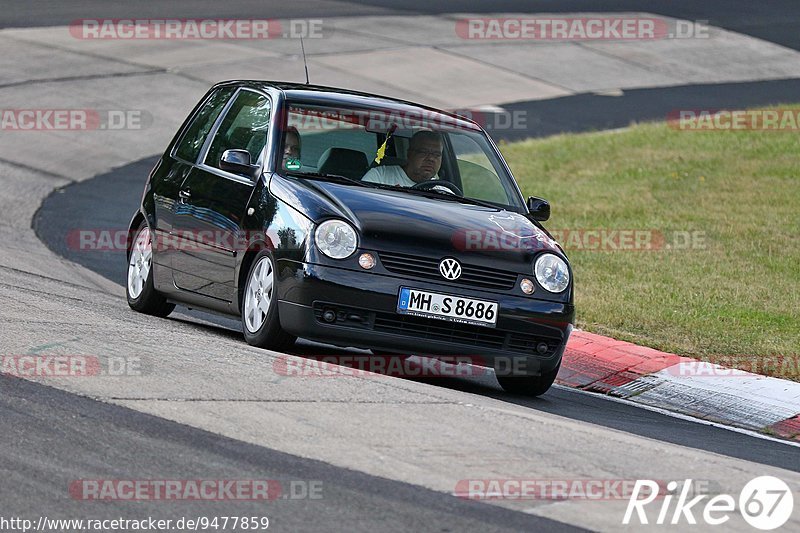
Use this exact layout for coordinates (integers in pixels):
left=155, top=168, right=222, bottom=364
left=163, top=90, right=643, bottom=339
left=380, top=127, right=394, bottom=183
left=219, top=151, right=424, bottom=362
left=233, top=174, right=312, bottom=312
left=259, top=175, right=312, bottom=261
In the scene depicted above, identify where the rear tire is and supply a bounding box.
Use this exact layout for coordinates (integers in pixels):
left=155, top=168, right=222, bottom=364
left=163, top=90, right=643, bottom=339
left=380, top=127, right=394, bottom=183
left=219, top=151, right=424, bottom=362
left=241, top=251, right=295, bottom=351
left=126, top=221, right=175, bottom=318
left=496, top=362, right=560, bottom=396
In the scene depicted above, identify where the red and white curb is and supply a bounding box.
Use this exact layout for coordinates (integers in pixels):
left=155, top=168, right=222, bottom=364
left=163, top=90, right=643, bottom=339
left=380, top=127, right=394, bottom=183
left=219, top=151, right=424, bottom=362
left=559, top=331, right=800, bottom=441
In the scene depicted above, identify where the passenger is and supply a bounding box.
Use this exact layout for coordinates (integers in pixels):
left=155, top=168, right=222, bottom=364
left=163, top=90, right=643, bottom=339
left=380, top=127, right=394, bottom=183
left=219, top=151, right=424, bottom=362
left=282, top=126, right=301, bottom=170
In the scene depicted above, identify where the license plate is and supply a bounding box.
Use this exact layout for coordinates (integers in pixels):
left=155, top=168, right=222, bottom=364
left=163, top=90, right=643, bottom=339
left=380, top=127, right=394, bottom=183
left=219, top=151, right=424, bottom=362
left=397, top=287, right=498, bottom=327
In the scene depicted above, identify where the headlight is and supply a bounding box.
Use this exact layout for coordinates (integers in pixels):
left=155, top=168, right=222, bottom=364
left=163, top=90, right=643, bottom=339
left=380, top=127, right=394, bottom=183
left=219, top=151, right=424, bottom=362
left=314, top=219, right=358, bottom=259
left=534, top=253, right=570, bottom=293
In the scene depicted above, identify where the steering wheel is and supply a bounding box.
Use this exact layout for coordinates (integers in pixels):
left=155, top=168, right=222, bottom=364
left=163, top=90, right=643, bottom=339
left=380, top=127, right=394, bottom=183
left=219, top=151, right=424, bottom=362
left=411, top=179, right=463, bottom=196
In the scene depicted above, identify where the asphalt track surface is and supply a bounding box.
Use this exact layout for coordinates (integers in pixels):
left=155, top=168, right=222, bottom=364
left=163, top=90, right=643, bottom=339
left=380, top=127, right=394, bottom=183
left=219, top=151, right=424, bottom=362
left=7, top=1, right=800, bottom=530
left=1, top=375, right=588, bottom=532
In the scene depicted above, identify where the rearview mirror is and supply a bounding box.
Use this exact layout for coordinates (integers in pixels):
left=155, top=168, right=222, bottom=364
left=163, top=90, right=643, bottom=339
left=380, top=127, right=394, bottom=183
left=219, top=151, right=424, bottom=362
left=527, top=196, right=550, bottom=222
left=220, top=149, right=260, bottom=179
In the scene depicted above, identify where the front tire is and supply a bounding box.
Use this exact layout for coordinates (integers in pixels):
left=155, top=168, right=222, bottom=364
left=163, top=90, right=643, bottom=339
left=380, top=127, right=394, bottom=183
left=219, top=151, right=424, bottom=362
left=241, top=251, right=295, bottom=350
left=126, top=221, right=174, bottom=317
left=496, top=362, right=560, bottom=396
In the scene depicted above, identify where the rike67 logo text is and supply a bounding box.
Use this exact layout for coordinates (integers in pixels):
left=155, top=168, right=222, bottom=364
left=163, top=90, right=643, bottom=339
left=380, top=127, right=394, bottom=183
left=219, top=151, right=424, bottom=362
left=624, top=477, right=794, bottom=529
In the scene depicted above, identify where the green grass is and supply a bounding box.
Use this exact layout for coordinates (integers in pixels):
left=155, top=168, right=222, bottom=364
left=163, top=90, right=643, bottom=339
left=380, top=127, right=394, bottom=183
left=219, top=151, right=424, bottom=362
left=498, top=108, right=800, bottom=378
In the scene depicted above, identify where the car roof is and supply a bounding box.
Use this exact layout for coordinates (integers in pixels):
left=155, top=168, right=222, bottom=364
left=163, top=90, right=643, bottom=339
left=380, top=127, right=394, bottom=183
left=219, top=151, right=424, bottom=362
left=211, top=80, right=482, bottom=131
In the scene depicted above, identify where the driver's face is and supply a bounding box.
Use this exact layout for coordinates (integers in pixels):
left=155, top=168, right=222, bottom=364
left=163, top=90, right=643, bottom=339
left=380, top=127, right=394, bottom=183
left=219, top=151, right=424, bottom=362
left=404, top=139, right=443, bottom=182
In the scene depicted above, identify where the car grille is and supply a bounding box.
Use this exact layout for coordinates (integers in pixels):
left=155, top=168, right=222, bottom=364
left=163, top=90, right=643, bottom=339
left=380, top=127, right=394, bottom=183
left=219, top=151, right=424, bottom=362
left=373, top=312, right=505, bottom=349
left=372, top=312, right=561, bottom=357
left=312, top=303, right=563, bottom=357
left=378, top=251, right=518, bottom=290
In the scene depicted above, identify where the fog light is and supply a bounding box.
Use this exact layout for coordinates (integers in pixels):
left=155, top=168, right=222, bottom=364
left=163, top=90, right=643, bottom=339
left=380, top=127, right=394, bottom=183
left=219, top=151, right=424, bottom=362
left=359, top=253, right=375, bottom=270
left=322, top=309, right=337, bottom=323
left=520, top=278, right=535, bottom=294
left=537, top=342, right=549, bottom=355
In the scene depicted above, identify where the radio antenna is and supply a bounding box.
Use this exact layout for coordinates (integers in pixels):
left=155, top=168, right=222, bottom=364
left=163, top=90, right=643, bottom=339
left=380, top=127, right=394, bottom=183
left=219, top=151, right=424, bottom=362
left=300, top=36, right=310, bottom=84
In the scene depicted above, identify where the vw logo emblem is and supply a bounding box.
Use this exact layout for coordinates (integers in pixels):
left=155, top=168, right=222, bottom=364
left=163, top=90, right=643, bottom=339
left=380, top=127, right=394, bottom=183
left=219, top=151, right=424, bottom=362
left=439, top=258, right=462, bottom=280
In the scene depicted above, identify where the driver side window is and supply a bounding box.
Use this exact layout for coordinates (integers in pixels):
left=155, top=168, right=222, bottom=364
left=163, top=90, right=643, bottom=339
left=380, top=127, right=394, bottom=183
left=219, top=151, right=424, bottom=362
left=174, top=87, right=234, bottom=164
left=205, top=90, right=271, bottom=170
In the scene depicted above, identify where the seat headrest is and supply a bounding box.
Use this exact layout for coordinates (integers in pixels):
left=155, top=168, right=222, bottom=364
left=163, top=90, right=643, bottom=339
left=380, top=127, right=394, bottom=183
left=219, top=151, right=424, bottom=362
left=317, top=148, right=369, bottom=180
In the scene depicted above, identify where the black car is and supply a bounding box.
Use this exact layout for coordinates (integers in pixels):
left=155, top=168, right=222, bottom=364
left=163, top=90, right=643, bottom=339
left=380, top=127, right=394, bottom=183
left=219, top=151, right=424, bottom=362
left=127, top=81, right=574, bottom=395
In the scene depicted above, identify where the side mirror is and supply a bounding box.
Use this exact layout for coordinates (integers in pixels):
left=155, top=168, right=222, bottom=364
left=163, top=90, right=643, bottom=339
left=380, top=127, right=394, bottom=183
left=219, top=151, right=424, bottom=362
left=527, top=196, right=550, bottom=222
left=220, top=149, right=260, bottom=179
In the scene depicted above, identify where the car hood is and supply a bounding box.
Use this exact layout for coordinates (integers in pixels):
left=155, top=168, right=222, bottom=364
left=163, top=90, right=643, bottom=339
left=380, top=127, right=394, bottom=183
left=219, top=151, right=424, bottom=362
left=270, top=175, right=563, bottom=268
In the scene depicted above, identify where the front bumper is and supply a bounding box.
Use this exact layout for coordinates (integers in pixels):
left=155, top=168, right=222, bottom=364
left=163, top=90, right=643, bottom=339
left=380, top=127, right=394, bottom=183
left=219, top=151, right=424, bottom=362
left=276, top=260, right=574, bottom=374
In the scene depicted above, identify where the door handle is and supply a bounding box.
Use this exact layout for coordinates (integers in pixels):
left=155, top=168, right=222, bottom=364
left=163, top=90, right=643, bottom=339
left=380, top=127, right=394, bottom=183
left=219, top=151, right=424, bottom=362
left=178, top=189, right=191, bottom=201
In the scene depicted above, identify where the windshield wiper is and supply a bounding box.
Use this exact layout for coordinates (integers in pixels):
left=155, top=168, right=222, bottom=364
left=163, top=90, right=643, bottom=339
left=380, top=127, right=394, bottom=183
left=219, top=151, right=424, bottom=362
left=404, top=188, right=501, bottom=210
left=357, top=180, right=502, bottom=209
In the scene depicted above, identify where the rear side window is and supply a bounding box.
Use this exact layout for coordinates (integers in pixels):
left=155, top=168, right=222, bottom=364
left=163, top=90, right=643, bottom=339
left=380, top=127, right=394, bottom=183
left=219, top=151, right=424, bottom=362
left=174, top=87, right=235, bottom=163
left=205, top=90, right=271, bottom=169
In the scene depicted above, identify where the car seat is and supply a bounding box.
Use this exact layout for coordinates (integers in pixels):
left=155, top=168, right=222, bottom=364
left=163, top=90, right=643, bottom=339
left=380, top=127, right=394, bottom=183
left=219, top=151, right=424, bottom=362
left=317, top=148, right=370, bottom=180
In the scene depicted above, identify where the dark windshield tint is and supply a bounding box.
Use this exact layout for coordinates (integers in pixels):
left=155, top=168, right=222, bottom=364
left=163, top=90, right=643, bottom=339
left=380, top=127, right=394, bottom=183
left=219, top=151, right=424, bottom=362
left=282, top=103, right=523, bottom=210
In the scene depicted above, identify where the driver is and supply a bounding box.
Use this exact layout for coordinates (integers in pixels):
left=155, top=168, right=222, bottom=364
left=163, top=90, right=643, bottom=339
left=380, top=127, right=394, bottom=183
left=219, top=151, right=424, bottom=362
left=362, top=130, right=442, bottom=186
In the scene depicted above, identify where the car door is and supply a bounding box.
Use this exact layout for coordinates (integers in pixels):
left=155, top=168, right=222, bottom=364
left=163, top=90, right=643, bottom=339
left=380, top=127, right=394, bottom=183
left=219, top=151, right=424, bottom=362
left=171, top=89, right=272, bottom=303
left=153, top=87, right=235, bottom=283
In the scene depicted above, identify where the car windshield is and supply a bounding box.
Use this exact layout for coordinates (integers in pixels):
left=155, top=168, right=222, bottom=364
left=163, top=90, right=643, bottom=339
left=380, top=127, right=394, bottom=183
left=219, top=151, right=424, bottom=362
left=280, top=102, right=524, bottom=211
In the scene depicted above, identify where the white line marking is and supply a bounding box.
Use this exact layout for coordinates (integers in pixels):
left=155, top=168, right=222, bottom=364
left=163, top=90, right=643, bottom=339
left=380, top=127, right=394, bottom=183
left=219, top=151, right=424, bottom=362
left=553, top=384, right=800, bottom=448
